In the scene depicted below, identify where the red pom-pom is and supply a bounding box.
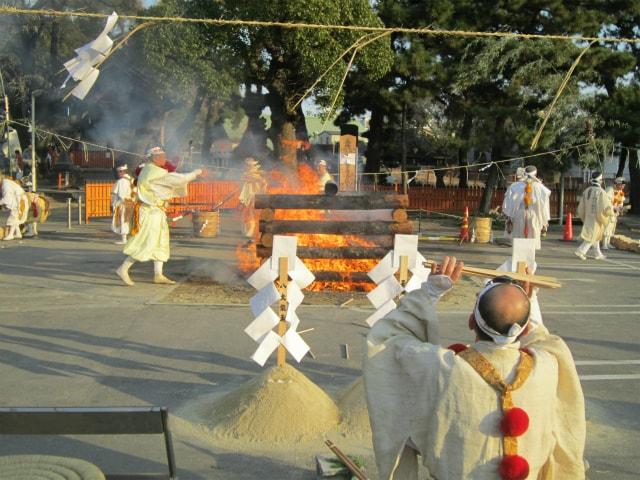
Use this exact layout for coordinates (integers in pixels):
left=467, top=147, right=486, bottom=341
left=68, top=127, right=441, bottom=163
left=499, top=455, right=529, bottom=480
left=447, top=343, right=468, bottom=354
left=501, top=407, right=529, bottom=437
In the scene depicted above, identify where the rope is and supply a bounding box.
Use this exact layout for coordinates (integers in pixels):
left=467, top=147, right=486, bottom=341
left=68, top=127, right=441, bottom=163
left=530, top=41, right=595, bottom=150
left=1, top=6, right=639, bottom=45
left=8, top=119, right=145, bottom=158
left=362, top=142, right=591, bottom=176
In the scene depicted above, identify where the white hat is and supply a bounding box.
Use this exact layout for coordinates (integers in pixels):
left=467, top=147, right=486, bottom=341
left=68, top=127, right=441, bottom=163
left=614, top=176, right=625, bottom=184
left=317, top=159, right=327, bottom=167
left=591, top=171, right=603, bottom=183
left=146, top=146, right=165, bottom=157
left=116, top=165, right=128, bottom=171
left=524, top=165, right=537, bottom=178
left=245, top=157, right=260, bottom=167
left=515, top=167, right=525, bottom=180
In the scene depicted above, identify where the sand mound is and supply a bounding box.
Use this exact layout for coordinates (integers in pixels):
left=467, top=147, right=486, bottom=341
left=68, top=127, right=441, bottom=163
left=200, top=364, right=340, bottom=443
left=337, top=377, right=372, bottom=440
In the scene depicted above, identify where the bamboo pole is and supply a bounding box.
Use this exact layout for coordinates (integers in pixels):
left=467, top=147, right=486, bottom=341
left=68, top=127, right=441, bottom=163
left=423, top=260, right=561, bottom=289
left=325, top=440, right=368, bottom=480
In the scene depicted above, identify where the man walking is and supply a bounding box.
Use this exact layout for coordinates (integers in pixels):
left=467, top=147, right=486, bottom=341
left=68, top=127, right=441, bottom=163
left=575, top=171, right=613, bottom=260
left=502, top=165, right=550, bottom=250
left=116, top=147, right=202, bottom=286
left=0, top=172, right=29, bottom=241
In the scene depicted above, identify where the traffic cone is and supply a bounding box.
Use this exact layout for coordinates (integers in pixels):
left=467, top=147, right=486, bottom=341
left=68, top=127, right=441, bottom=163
left=562, top=212, right=573, bottom=241
left=459, top=206, right=470, bottom=243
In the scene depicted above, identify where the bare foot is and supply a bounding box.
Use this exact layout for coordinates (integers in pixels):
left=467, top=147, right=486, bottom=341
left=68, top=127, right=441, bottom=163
left=154, top=275, right=176, bottom=285
left=116, top=266, right=135, bottom=286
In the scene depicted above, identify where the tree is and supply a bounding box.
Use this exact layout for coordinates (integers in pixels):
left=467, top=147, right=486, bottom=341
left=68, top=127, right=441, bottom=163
left=230, top=0, right=393, bottom=169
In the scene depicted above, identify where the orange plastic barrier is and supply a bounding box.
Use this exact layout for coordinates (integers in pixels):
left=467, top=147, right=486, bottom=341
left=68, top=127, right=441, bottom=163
left=84, top=181, right=241, bottom=223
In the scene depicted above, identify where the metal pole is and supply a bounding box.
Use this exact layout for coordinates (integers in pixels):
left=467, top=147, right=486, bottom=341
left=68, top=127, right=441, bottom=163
left=67, top=198, right=71, bottom=229
left=31, top=94, right=37, bottom=192
left=78, top=196, right=82, bottom=225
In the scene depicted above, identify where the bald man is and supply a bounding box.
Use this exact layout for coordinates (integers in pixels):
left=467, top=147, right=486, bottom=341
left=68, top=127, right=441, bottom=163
left=364, top=256, right=586, bottom=480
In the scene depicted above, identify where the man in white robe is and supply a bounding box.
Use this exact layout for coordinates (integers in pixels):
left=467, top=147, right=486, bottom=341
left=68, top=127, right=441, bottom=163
left=364, top=256, right=586, bottom=480
left=501, top=167, right=525, bottom=242
left=316, top=159, right=334, bottom=193
left=502, top=166, right=550, bottom=250
left=111, top=164, right=134, bottom=244
left=575, top=171, right=613, bottom=260
left=239, top=157, right=267, bottom=240
left=116, top=147, right=202, bottom=286
left=0, top=172, right=29, bottom=241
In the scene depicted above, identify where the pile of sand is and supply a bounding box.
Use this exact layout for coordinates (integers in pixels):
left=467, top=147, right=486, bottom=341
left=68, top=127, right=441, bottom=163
left=337, top=377, right=371, bottom=440
left=199, top=364, right=341, bottom=443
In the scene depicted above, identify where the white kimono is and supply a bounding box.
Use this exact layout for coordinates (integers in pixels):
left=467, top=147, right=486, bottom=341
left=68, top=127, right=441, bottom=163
left=364, top=277, right=586, bottom=480
left=111, top=175, right=134, bottom=235
left=576, top=185, right=613, bottom=243
left=502, top=180, right=550, bottom=250
left=123, top=164, right=199, bottom=262
left=0, top=178, right=29, bottom=227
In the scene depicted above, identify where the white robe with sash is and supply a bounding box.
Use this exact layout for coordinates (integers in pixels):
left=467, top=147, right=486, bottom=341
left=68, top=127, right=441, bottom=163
left=123, top=164, right=198, bottom=262
left=364, top=277, right=586, bottom=480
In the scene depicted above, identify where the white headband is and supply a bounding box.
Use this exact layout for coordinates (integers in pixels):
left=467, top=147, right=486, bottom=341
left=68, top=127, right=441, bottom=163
left=474, top=281, right=530, bottom=345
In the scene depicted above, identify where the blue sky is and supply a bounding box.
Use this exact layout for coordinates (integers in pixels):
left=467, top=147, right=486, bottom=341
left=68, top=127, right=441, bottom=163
left=142, top=0, right=158, bottom=6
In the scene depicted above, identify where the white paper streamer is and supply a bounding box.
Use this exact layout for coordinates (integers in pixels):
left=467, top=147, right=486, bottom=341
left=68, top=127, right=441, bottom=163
left=245, top=235, right=315, bottom=366
left=365, top=234, right=426, bottom=327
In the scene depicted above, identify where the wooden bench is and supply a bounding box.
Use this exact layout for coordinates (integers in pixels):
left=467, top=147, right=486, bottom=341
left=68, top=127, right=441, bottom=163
left=0, top=407, right=177, bottom=480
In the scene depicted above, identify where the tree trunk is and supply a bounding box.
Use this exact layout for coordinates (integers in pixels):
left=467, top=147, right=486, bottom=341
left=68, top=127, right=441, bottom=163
left=616, top=146, right=628, bottom=178
left=236, top=85, right=269, bottom=160
left=457, top=113, right=472, bottom=188
left=201, top=97, right=222, bottom=159
left=364, top=107, right=384, bottom=180
left=478, top=118, right=505, bottom=214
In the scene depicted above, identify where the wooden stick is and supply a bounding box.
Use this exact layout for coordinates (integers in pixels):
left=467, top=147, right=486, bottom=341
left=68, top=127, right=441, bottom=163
left=398, top=255, right=409, bottom=287
left=276, top=257, right=289, bottom=367
left=423, top=260, right=561, bottom=289
left=325, top=440, right=368, bottom=480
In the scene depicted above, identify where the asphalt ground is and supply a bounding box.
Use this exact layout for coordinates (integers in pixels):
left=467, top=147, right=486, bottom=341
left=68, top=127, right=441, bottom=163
left=0, top=203, right=638, bottom=479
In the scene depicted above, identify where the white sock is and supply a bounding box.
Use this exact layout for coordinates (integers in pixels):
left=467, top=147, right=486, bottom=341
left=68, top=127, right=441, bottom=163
left=120, top=256, right=135, bottom=273
left=577, top=241, right=591, bottom=255
left=154, top=261, right=163, bottom=276
left=121, top=234, right=127, bottom=243
left=33, top=223, right=38, bottom=235
left=594, top=241, right=603, bottom=257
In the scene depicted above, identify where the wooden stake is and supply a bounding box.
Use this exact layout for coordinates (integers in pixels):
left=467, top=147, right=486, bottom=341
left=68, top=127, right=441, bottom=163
left=276, top=256, right=289, bottom=367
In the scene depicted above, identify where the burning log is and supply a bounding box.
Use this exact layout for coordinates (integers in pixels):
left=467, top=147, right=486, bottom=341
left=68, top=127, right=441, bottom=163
left=257, top=246, right=390, bottom=259
left=312, top=271, right=371, bottom=283
left=260, top=208, right=408, bottom=223
left=254, top=193, right=408, bottom=210
left=259, top=220, right=413, bottom=235
left=259, top=233, right=395, bottom=249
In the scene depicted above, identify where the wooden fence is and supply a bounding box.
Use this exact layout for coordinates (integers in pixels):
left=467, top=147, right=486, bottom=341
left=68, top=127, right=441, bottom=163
left=70, top=151, right=116, bottom=169
left=84, top=180, right=241, bottom=223
left=86, top=182, right=578, bottom=223
left=362, top=185, right=578, bottom=218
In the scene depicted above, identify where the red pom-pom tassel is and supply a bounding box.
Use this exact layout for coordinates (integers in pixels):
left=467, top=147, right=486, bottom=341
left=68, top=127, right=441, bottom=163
left=447, top=343, right=468, bottom=354
left=499, top=455, right=529, bottom=480
left=501, top=407, right=529, bottom=437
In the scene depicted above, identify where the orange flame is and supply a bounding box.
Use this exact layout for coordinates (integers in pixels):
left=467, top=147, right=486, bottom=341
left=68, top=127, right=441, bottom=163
left=236, top=163, right=379, bottom=291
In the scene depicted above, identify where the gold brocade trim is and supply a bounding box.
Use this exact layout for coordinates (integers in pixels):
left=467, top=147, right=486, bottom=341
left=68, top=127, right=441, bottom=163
left=130, top=202, right=142, bottom=236
left=458, top=348, right=533, bottom=456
